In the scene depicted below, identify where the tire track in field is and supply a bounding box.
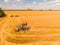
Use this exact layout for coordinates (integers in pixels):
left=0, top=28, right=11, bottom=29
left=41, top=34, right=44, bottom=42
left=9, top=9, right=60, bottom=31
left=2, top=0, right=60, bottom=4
left=0, top=17, right=10, bottom=45
left=0, top=17, right=21, bottom=45
left=0, top=17, right=14, bottom=45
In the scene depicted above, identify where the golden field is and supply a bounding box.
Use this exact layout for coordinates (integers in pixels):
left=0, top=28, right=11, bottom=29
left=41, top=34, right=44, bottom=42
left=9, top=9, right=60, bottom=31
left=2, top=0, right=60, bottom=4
left=0, top=10, right=60, bottom=45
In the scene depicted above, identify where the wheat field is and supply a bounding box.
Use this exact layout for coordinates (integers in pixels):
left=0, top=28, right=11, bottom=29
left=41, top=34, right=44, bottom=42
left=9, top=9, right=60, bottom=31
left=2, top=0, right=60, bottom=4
left=0, top=10, right=60, bottom=45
